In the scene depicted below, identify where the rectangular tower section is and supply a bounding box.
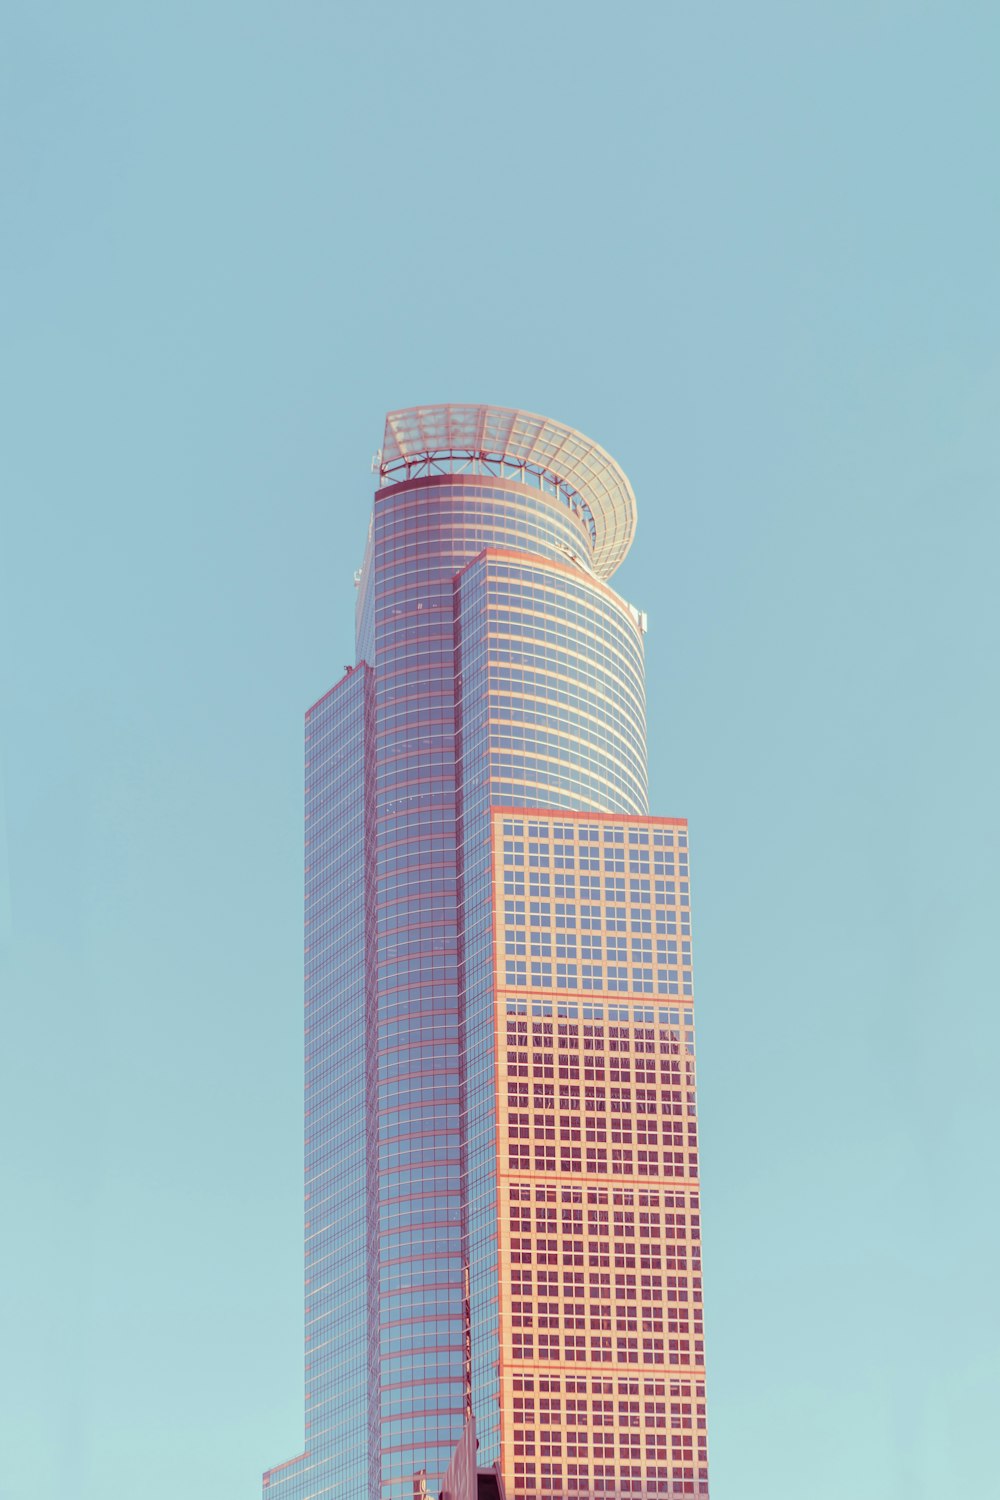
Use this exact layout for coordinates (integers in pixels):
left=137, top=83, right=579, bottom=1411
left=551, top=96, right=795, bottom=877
left=490, top=809, right=707, bottom=1500
left=264, top=666, right=373, bottom=1500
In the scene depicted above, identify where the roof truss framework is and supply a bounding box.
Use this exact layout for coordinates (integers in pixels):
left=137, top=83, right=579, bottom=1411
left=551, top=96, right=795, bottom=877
left=380, top=404, right=637, bottom=579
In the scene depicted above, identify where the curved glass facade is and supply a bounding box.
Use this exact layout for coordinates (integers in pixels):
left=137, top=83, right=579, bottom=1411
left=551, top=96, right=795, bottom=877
left=265, top=409, right=708, bottom=1500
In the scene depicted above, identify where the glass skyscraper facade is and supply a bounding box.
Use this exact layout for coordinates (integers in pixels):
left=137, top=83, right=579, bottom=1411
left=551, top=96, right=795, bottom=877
left=264, top=406, right=708, bottom=1500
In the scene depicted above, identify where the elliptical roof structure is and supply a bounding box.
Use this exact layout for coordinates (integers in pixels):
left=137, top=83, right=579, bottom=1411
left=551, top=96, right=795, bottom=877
left=379, top=403, right=637, bottom=579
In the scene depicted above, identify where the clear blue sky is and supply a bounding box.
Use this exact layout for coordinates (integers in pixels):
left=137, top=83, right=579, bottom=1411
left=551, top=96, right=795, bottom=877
left=2, top=3, right=997, bottom=1497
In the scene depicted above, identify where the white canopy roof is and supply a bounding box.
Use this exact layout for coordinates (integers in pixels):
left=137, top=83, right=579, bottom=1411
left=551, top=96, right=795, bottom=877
left=380, top=404, right=637, bottom=579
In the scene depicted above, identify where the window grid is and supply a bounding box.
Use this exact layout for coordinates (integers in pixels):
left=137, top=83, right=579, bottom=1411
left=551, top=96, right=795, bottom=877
left=492, top=810, right=708, bottom=1500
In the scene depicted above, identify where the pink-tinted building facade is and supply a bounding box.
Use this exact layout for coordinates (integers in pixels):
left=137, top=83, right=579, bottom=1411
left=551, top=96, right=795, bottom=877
left=263, top=406, right=708, bottom=1500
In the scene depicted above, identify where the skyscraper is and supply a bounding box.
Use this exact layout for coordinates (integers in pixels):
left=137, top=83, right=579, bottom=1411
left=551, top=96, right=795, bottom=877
left=263, top=405, right=708, bottom=1500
